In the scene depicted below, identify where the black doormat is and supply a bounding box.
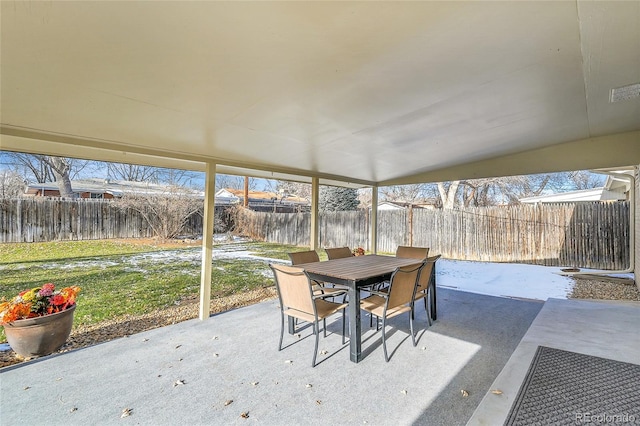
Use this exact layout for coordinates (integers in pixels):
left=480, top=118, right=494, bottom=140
left=505, top=346, right=640, bottom=425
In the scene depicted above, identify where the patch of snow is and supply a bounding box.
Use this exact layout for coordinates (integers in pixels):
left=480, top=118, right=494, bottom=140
left=54, top=260, right=120, bottom=270
left=437, top=259, right=573, bottom=301
left=2, top=240, right=577, bottom=301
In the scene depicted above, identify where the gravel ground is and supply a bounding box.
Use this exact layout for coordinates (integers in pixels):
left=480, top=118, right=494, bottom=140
left=569, top=276, right=640, bottom=301
left=3, top=275, right=638, bottom=369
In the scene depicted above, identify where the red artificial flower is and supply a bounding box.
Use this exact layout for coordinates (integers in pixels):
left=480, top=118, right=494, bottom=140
left=0, top=283, right=81, bottom=325
left=49, top=294, right=66, bottom=306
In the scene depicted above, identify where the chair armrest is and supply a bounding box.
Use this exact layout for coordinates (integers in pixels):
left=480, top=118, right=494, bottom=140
left=366, top=289, right=389, bottom=298
left=312, top=290, right=347, bottom=300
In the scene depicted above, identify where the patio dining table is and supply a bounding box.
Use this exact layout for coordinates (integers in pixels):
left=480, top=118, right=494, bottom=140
left=295, top=254, right=438, bottom=363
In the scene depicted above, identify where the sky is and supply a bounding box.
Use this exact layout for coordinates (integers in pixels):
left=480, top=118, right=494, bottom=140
left=0, top=150, right=606, bottom=197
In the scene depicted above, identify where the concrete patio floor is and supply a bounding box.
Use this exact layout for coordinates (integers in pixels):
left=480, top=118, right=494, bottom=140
left=0, top=287, right=543, bottom=426
left=469, top=297, right=640, bottom=425
left=2, top=289, right=638, bottom=426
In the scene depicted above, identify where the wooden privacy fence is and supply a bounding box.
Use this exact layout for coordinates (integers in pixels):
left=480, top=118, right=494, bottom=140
left=404, top=203, right=630, bottom=269
left=1, top=198, right=630, bottom=270
left=235, top=202, right=630, bottom=270
left=235, top=209, right=371, bottom=249
left=0, top=198, right=223, bottom=243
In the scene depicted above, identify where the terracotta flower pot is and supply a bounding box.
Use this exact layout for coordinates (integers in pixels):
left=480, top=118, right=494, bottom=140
left=3, top=304, right=76, bottom=357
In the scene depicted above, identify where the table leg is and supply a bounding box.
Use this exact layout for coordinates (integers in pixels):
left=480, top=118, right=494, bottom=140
left=348, top=283, right=362, bottom=362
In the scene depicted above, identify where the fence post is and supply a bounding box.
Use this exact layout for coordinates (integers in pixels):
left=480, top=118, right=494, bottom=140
left=16, top=197, right=23, bottom=243
left=408, top=204, right=413, bottom=246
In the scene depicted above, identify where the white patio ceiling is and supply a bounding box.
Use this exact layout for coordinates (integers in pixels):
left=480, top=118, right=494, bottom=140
left=1, top=1, right=639, bottom=187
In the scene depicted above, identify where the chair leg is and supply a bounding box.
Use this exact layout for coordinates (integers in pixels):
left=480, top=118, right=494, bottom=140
left=312, top=321, right=319, bottom=367
left=382, top=315, right=389, bottom=362
left=279, top=312, right=285, bottom=351
left=425, top=290, right=433, bottom=326
left=342, top=308, right=346, bottom=344
left=410, top=308, right=417, bottom=347
left=323, top=318, right=327, bottom=338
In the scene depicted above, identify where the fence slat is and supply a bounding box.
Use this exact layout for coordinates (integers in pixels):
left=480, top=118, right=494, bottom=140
left=0, top=198, right=230, bottom=243
left=0, top=199, right=630, bottom=270
left=232, top=202, right=630, bottom=269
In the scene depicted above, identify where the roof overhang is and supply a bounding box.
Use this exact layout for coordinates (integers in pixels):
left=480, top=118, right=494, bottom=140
left=1, top=1, right=639, bottom=186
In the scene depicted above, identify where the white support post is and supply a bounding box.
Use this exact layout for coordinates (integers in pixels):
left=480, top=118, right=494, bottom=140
left=371, top=185, right=378, bottom=254
left=199, top=162, right=216, bottom=320
left=310, top=177, right=320, bottom=250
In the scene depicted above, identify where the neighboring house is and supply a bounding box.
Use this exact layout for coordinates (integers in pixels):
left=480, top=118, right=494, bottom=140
left=520, top=169, right=631, bottom=204
left=214, top=189, right=241, bottom=206
left=24, top=181, right=309, bottom=211
left=215, top=188, right=310, bottom=212
left=377, top=201, right=438, bottom=210
left=378, top=201, right=406, bottom=211
left=519, top=188, right=626, bottom=204
left=24, top=178, right=204, bottom=199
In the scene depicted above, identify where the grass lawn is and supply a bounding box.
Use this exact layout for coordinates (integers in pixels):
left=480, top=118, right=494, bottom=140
left=0, top=238, right=309, bottom=343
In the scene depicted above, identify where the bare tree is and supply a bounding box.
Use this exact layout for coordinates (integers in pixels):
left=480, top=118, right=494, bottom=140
left=380, top=183, right=430, bottom=203
left=2, top=153, right=87, bottom=197
left=461, top=178, right=494, bottom=207
left=357, top=188, right=372, bottom=209
left=116, top=185, right=203, bottom=241
left=106, top=163, right=204, bottom=189
left=567, top=170, right=606, bottom=190
left=376, top=170, right=608, bottom=209
left=0, top=170, right=26, bottom=198
left=45, top=156, right=74, bottom=197
left=4, top=152, right=56, bottom=183
left=107, top=163, right=160, bottom=182
left=215, top=175, right=260, bottom=192
left=274, top=180, right=311, bottom=200
left=450, top=174, right=556, bottom=206
left=437, top=181, right=461, bottom=209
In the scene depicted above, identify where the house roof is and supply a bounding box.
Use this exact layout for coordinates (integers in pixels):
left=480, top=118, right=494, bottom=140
left=222, top=188, right=309, bottom=204
left=520, top=167, right=634, bottom=203
left=25, top=178, right=204, bottom=198
left=519, top=188, right=627, bottom=204
left=378, top=201, right=437, bottom=210
left=1, top=2, right=639, bottom=186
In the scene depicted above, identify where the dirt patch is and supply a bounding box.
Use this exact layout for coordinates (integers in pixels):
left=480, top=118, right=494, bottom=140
left=0, top=287, right=277, bottom=369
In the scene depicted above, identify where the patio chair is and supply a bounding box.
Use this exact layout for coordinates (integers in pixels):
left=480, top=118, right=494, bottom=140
left=360, top=262, right=424, bottom=361
left=288, top=251, right=347, bottom=300
left=412, top=255, right=441, bottom=327
left=395, top=245, right=429, bottom=260
left=373, top=245, right=429, bottom=294
left=325, top=247, right=354, bottom=260
left=270, top=263, right=348, bottom=367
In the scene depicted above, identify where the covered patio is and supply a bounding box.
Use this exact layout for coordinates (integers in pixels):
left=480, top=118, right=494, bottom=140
left=1, top=289, right=638, bottom=425
left=2, top=0, right=639, bottom=317
left=1, top=1, right=640, bottom=424
left=0, top=288, right=541, bottom=425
